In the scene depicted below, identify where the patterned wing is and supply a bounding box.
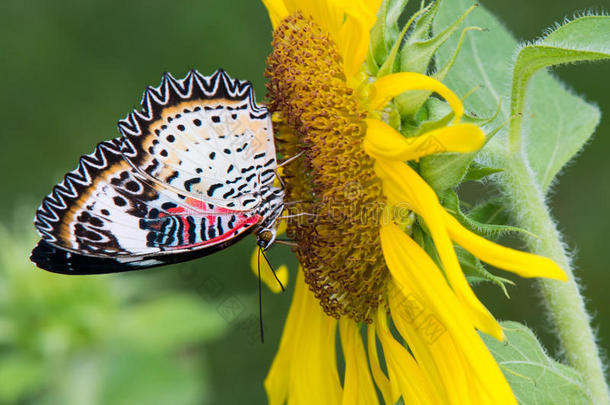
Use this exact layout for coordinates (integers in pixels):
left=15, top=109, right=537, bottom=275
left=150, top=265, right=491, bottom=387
left=31, top=138, right=261, bottom=274
left=118, top=69, right=277, bottom=211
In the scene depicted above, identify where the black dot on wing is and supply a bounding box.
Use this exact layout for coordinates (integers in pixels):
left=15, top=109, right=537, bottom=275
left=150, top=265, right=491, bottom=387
left=155, top=129, right=161, bottom=135
left=113, top=196, right=127, bottom=207
left=160, top=149, right=168, bottom=157
left=90, top=216, right=104, bottom=227
left=223, top=148, right=231, bottom=154
left=209, top=152, right=216, bottom=159
left=168, top=117, right=174, bottom=123
left=125, top=181, right=139, bottom=192
left=196, top=168, right=203, bottom=174
left=101, top=209, right=110, bottom=216
left=212, top=116, right=220, bottom=123
left=176, top=113, right=182, bottom=118
left=184, top=177, right=201, bottom=192
left=193, top=119, right=202, bottom=126
left=162, top=202, right=178, bottom=210
left=231, top=114, right=237, bottom=119
left=177, top=124, right=185, bottom=131
left=166, top=134, right=175, bottom=142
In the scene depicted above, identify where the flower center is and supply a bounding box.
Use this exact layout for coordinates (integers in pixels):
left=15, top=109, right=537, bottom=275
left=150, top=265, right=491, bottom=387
left=265, top=12, right=388, bottom=322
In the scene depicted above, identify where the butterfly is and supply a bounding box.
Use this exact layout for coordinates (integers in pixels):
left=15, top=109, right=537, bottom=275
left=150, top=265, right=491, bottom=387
left=30, top=69, right=285, bottom=275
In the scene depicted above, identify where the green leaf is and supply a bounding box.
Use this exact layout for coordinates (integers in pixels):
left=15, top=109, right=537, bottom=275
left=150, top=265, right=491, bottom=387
left=481, top=322, right=590, bottom=405
left=511, top=16, right=610, bottom=191
left=434, top=0, right=516, bottom=120
left=433, top=2, right=606, bottom=193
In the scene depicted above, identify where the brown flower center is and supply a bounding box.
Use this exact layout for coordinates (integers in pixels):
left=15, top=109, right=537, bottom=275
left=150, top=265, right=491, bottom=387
left=265, top=12, right=388, bottom=322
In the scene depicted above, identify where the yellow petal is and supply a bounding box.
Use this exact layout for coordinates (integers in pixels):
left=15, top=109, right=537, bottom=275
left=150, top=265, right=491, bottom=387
left=380, top=224, right=518, bottom=404
left=366, top=325, right=394, bottom=405
left=261, top=0, right=290, bottom=29
left=265, top=270, right=342, bottom=405
left=375, top=160, right=503, bottom=340
left=443, top=211, right=567, bottom=281
left=335, top=0, right=383, bottom=78
left=375, top=306, right=438, bottom=404
left=277, top=218, right=288, bottom=235
left=364, top=118, right=485, bottom=161
left=339, top=318, right=378, bottom=405
left=250, top=247, right=289, bottom=294
left=370, top=72, right=464, bottom=121
left=265, top=267, right=307, bottom=405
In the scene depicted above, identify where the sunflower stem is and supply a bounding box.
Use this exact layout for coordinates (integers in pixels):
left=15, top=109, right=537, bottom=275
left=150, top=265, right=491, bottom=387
left=501, top=155, right=610, bottom=405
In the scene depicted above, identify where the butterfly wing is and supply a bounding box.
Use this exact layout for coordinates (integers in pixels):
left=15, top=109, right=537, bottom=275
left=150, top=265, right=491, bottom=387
left=118, top=69, right=277, bottom=210
left=31, top=70, right=276, bottom=274
left=32, top=138, right=261, bottom=274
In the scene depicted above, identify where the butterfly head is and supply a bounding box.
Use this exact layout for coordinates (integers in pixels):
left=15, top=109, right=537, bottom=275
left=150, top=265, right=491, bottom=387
left=256, top=227, right=277, bottom=250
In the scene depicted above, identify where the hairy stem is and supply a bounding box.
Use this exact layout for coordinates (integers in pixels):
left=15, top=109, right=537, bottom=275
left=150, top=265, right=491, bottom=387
left=502, top=154, right=609, bottom=405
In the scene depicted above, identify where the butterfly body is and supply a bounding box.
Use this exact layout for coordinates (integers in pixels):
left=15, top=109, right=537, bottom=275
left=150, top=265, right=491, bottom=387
left=31, top=70, right=284, bottom=274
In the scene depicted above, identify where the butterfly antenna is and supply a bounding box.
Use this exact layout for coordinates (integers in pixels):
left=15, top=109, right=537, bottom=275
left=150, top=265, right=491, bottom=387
left=278, top=151, right=304, bottom=168
left=261, top=249, right=285, bottom=292
left=279, top=212, right=316, bottom=220
left=274, top=239, right=298, bottom=248
left=273, top=169, right=287, bottom=190
left=257, top=246, right=265, bottom=343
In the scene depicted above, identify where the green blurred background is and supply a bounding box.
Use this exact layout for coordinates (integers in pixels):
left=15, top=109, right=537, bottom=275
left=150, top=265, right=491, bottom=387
left=0, top=0, right=607, bottom=404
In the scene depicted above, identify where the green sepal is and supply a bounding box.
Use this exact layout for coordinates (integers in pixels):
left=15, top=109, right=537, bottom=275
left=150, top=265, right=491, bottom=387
left=462, top=161, right=503, bottom=182
left=367, top=0, right=409, bottom=73
left=377, top=4, right=433, bottom=77
left=417, top=97, right=504, bottom=193
left=441, top=190, right=535, bottom=241
left=396, top=2, right=476, bottom=117
left=400, top=1, right=476, bottom=74
left=457, top=246, right=513, bottom=297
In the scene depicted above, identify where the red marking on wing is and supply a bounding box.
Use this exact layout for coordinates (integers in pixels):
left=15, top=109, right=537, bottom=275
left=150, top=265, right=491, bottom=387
left=185, top=197, right=243, bottom=214
left=168, top=206, right=186, bottom=214
left=185, top=197, right=207, bottom=211
left=163, top=200, right=242, bottom=217
left=167, top=214, right=262, bottom=250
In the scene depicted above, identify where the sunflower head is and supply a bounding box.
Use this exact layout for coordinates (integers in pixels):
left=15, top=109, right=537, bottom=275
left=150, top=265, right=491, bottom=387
left=266, top=11, right=388, bottom=322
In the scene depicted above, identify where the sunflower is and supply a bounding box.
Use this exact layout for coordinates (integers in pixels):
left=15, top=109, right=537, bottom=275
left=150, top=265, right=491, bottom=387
left=257, top=1, right=566, bottom=403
